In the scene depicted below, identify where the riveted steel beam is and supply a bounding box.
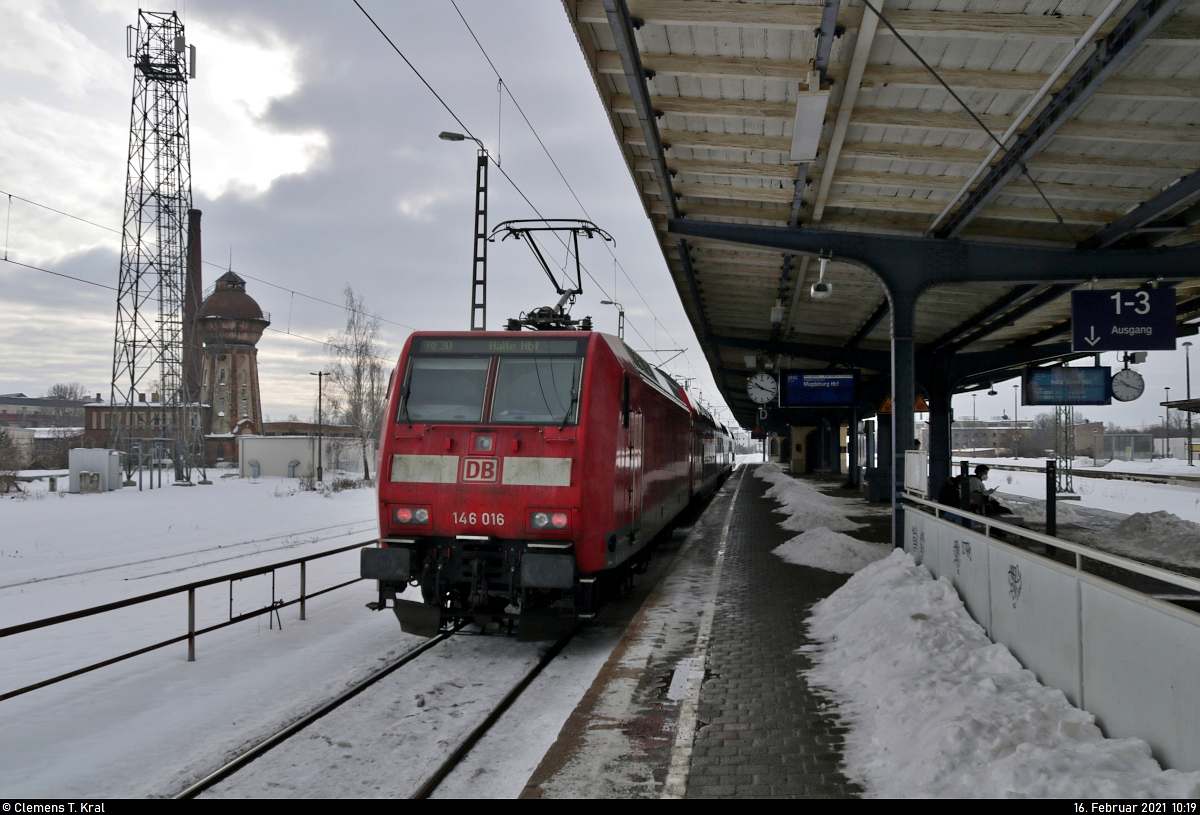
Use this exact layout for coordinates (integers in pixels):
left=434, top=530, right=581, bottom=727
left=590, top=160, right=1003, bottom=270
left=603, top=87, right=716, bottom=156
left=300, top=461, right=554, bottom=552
left=1080, top=168, right=1200, bottom=250
left=935, top=0, right=1184, bottom=240
left=668, top=220, right=1200, bottom=294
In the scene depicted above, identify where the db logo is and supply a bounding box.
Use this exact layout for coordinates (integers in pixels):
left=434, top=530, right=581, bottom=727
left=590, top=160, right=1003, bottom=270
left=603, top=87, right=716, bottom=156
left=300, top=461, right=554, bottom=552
left=462, top=457, right=498, bottom=483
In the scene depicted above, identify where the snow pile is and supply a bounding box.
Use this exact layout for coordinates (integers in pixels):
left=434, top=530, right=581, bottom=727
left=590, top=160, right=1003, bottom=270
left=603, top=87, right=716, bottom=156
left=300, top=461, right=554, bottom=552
left=772, top=527, right=889, bottom=574
left=754, top=463, right=862, bottom=532
left=1091, top=511, right=1200, bottom=570
left=804, top=550, right=1200, bottom=798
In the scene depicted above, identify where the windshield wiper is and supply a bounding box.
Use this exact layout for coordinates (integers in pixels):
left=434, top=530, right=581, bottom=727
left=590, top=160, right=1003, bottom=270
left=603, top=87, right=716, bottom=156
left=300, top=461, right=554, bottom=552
left=559, top=368, right=578, bottom=431
left=399, top=383, right=412, bottom=427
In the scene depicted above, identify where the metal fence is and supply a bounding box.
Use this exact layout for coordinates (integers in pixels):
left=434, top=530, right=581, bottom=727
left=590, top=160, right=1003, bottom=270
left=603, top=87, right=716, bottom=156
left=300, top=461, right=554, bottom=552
left=904, top=496, right=1200, bottom=771
left=0, top=540, right=371, bottom=702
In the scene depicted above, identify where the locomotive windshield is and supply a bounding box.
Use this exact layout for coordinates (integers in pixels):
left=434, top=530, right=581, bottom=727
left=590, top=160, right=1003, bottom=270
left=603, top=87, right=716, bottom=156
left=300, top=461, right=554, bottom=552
left=399, top=336, right=586, bottom=426
left=402, top=357, right=490, bottom=422
left=491, top=357, right=582, bottom=425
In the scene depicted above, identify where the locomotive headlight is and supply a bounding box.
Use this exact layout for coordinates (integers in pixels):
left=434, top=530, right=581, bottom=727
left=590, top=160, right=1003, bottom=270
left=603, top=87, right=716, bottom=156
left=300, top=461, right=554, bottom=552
left=393, top=506, right=429, bottom=525
left=530, top=510, right=569, bottom=531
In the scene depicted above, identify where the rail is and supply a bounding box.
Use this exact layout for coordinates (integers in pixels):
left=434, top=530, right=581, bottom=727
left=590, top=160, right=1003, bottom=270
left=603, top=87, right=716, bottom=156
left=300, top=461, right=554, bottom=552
left=903, top=492, right=1200, bottom=594
left=0, top=539, right=374, bottom=702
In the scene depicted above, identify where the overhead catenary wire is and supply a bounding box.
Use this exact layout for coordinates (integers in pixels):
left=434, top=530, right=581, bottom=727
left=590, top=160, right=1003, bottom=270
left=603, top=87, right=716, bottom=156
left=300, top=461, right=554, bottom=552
left=2, top=256, right=391, bottom=363
left=446, top=1, right=694, bottom=367
left=0, top=187, right=417, bottom=334
left=445, top=0, right=714, bottom=410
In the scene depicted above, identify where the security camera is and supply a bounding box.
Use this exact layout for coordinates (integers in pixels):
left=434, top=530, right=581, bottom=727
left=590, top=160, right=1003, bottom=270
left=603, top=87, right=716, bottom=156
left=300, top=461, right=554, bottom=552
left=810, top=255, right=833, bottom=300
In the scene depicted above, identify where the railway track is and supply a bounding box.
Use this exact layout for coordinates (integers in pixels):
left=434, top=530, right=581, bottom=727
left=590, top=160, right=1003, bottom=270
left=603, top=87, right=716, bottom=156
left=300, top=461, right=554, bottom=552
left=173, top=620, right=579, bottom=799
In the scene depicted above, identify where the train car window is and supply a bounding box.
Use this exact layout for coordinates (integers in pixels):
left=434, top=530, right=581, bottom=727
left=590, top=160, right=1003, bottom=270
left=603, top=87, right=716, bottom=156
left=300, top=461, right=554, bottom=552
left=400, top=357, right=490, bottom=422
left=490, top=356, right=584, bottom=425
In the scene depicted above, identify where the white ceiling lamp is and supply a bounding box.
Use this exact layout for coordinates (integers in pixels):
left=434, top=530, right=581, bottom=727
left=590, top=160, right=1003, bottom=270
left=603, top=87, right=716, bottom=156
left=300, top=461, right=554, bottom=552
left=744, top=355, right=758, bottom=369
left=790, top=71, right=830, bottom=162
left=770, top=299, right=785, bottom=324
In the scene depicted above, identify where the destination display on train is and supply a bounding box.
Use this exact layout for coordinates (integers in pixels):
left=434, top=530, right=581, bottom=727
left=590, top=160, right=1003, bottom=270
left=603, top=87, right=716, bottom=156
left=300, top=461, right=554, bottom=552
left=1023, top=366, right=1112, bottom=406
left=415, top=338, right=582, bottom=355
left=778, top=371, right=859, bottom=407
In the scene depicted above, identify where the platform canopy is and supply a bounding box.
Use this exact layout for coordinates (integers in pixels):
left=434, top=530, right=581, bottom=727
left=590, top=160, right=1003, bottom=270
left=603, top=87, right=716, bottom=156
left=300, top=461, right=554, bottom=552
left=565, top=0, right=1200, bottom=429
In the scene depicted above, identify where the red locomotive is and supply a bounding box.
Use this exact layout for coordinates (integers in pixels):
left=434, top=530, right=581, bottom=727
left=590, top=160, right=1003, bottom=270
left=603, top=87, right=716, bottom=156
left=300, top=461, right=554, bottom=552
left=361, top=329, right=733, bottom=636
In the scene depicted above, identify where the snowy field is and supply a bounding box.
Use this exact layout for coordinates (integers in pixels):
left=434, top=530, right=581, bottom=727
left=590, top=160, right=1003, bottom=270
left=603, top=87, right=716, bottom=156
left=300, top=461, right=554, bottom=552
left=967, top=457, right=1200, bottom=525
left=753, top=464, right=1200, bottom=797
left=0, top=472, right=665, bottom=797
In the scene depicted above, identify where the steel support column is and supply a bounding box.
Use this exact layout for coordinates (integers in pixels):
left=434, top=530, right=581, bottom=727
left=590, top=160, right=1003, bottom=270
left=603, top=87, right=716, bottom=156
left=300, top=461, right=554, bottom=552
left=889, top=287, right=917, bottom=548
left=847, top=407, right=859, bottom=487
left=925, top=362, right=954, bottom=504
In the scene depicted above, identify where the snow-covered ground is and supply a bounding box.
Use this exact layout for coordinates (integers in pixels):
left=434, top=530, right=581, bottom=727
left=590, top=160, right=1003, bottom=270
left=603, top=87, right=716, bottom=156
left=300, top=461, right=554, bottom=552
left=966, top=455, right=1200, bottom=478
left=0, top=471, right=652, bottom=797
left=806, top=551, right=1200, bottom=798
left=756, top=464, right=1200, bottom=797
left=958, top=467, right=1200, bottom=569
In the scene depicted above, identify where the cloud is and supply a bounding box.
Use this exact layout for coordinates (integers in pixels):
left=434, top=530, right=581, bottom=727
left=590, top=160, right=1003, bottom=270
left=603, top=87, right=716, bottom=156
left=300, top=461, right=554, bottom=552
left=187, top=18, right=329, bottom=198
left=395, top=188, right=452, bottom=220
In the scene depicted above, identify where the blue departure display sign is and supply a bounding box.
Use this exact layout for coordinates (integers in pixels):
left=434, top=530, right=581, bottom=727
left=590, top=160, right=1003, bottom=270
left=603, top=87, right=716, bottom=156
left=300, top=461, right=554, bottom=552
left=1023, top=367, right=1112, bottom=406
left=779, top=371, right=859, bottom=408
left=1071, top=290, right=1176, bottom=352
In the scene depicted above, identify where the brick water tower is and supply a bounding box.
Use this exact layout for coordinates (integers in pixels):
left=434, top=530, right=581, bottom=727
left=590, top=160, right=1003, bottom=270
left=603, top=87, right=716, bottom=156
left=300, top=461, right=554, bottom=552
left=197, top=271, right=270, bottom=440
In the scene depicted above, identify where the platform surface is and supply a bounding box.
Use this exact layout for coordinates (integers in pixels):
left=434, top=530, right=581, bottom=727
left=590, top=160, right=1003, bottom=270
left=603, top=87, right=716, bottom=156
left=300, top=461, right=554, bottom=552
left=523, top=464, right=885, bottom=798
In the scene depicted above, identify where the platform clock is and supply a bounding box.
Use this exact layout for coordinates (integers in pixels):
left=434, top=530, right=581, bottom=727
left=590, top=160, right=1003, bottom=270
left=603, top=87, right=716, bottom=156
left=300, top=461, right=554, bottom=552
left=747, top=373, right=778, bottom=405
left=1111, top=368, right=1145, bottom=402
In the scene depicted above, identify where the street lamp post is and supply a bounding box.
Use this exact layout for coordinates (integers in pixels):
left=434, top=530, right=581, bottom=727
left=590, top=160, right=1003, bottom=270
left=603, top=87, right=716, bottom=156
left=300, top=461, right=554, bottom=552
left=439, top=131, right=489, bottom=331
left=1186, top=342, right=1194, bottom=466
left=310, top=371, right=326, bottom=482
left=600, top=300, right=625, bottom=339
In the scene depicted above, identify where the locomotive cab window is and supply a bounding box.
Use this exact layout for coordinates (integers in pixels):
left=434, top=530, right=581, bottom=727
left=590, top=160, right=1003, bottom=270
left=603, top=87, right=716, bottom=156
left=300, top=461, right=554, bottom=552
left=400, top=357, right=490, bottom=423
left=491, top=356, right=583, bottom=425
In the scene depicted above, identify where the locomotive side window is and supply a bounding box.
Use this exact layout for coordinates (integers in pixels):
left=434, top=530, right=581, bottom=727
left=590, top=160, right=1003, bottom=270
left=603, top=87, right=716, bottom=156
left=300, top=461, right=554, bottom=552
left=491, top=356, right=583, bottom=425
left=400, top=357, right=490, bottom=422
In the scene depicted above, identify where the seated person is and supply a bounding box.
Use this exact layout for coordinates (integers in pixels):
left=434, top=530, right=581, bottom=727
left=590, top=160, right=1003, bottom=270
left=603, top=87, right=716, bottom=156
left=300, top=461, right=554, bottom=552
left=937, top=474, right=964, bottom=509
left=968, top=464, right=1001, bottom=515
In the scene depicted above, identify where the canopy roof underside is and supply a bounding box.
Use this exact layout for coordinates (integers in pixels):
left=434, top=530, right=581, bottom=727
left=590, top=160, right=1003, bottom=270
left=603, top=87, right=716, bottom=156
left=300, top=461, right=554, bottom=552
left=564, top=0, right=1200, bottom=425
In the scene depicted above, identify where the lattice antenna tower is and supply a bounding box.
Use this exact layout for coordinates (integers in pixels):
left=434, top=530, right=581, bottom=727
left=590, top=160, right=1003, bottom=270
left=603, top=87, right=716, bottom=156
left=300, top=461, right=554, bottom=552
left=110, top=11, right=201, bottom=482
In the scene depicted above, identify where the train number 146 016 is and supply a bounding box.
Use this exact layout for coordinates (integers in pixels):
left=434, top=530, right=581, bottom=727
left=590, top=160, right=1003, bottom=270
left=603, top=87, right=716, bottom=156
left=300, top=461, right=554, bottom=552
left=453, top=511, right=504, bottom=526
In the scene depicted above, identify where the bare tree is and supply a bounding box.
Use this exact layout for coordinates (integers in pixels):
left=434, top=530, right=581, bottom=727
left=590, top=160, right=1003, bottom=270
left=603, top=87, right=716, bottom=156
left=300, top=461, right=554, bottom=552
left=327, top=285, right=388, bottom=480
left=0, top=429, right=22, bottom=493
left=42, top=382, right=90, bottom=427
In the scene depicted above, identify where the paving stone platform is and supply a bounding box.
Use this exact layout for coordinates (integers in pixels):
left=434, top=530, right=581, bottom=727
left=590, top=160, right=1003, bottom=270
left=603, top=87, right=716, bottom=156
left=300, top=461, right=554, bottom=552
left=685, top=467, right=864, bottom=798
left=525, top=464, right=884, bottom=798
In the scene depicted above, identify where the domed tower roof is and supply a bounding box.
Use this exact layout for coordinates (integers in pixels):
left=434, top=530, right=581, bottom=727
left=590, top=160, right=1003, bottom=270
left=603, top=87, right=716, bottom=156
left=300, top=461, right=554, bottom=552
left=197, top=271, right=267, bottom=322
left=197, top=271, right=270, bottom=347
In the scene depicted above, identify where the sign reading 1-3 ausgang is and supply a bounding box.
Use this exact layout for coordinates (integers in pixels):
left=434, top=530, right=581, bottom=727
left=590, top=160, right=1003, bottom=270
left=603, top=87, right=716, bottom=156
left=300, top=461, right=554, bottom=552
left=1071, top=289, right=1177, bottom=352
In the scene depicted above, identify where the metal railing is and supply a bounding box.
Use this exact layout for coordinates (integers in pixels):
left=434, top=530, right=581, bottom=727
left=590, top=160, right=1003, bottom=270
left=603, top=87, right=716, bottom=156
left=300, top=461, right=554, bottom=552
left=901, top=494, right=1200, bottom=770
left=0, top=539, right=373, bottom=702
left=904, top=492, right=1200, bottom=595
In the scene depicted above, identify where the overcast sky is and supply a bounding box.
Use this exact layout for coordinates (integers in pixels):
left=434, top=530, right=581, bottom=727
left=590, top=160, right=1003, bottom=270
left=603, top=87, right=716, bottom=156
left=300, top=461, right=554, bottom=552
left=0, top=0, right=732, bottom=424
left=0, top=0, right=1191, bottom=434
